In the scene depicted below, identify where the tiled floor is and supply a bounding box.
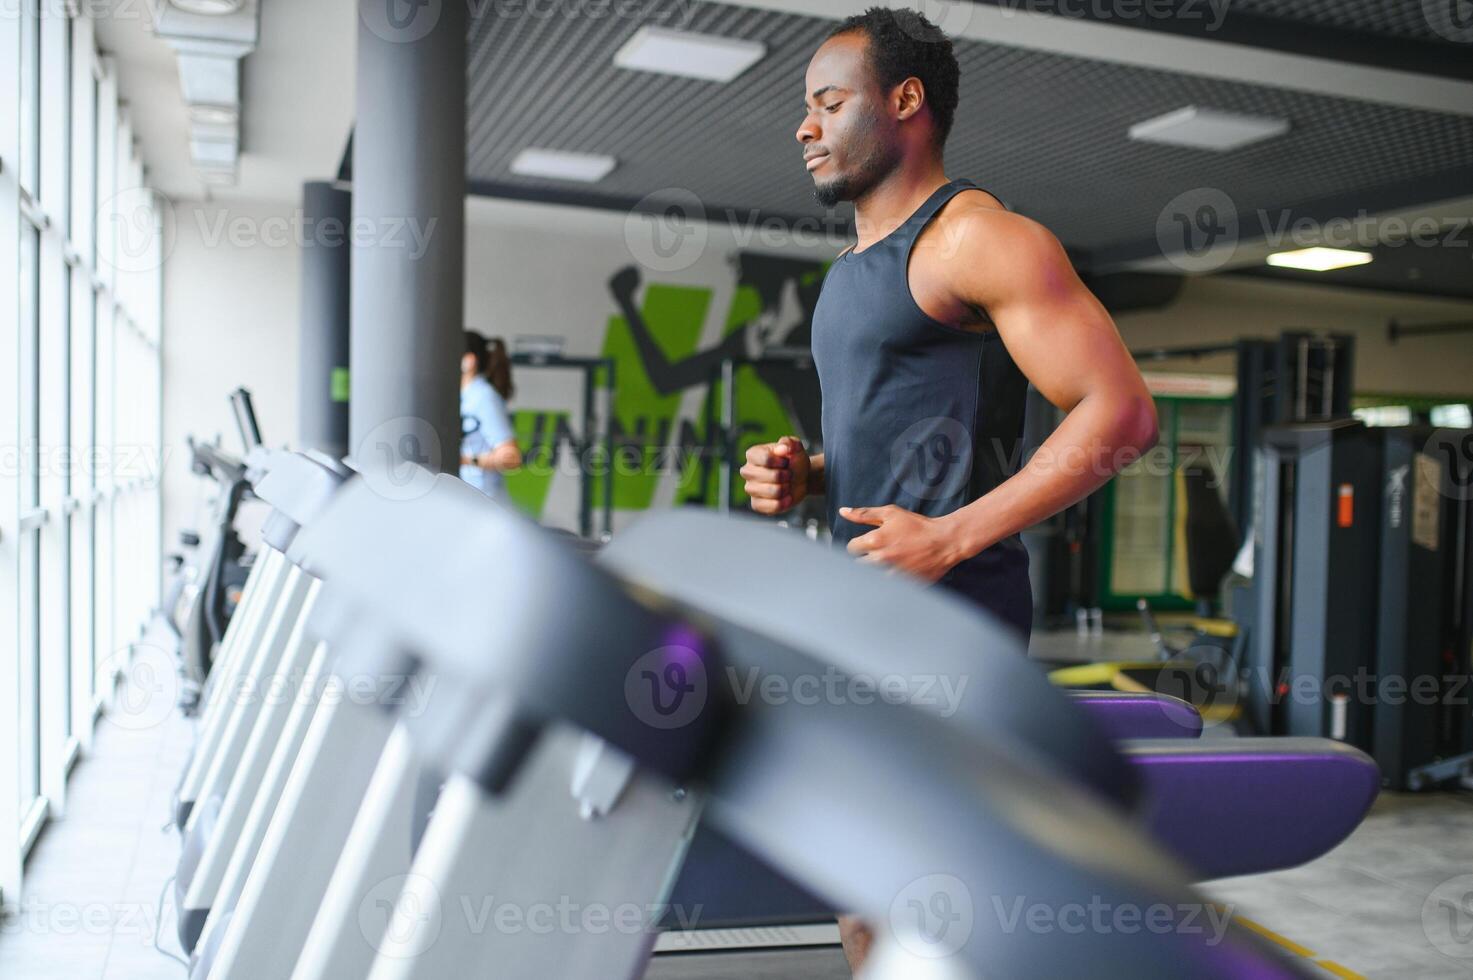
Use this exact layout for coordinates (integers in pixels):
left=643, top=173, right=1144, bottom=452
left=0, top=687, right=194, bottom=979
left=1207, top=793, right=1473, bottom=979
left=4, top=629, right=1473, bottom=978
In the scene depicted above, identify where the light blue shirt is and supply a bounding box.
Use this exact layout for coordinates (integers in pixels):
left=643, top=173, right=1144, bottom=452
left=460, top=376, right=515, bottom=499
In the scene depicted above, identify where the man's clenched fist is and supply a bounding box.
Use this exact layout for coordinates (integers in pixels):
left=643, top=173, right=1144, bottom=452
left=740, top=436, right=811, bottom=516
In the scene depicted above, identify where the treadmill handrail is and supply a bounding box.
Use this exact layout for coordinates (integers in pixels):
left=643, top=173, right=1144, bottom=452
left=191, top=440, right=248, bottom=487
left=300, top=483, right=1311, bottom=978
left=599, top=510, right=1140, bottom=810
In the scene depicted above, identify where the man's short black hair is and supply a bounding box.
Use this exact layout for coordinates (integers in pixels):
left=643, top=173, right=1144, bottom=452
left=826, top=7, right=960, bottom=152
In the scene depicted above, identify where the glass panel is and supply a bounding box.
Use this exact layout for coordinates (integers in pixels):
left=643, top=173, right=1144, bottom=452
left=1109, top=451, right=1173, bottom=596
left=19, top=0, right=41, bottom=195
left=19, top=533, right=41, bottom=812
left=1432, top=405, right=1473, bottom=429
left=71, top=272, right=96, bottom=723
left=1175, top=399, right=1233, bottom=506
left=91, top=76, right=101, bottom=269
left=21, top=227, right=40, bottom=510
left=1354, top=406, right=1413, bottom=428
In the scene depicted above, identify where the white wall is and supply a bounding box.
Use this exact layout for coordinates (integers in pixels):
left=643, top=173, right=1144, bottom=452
left=162, top=201, right=301, bottom=551
left=1116, top=275, right=1473, bottom=396
left=159, top=194, right=1473, bottom=540
left=462, top=196, right=846, bottom=530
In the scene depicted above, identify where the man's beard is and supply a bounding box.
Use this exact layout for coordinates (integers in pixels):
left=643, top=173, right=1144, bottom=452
left=813, top=175, right=852, bottom=208
left=812, top=130, right=900, bottom=209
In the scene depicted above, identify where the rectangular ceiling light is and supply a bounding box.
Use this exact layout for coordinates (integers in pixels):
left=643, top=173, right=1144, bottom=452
left=1129, top=106, right=1290, bottom=152
left=1266, top=247, right=1374, bottom=272
left=509, top=148, right=617, bottom=183
left=613, top=26, right=765, bottom=83
left=190, top=136, right=239, bottom=168
left=177, top=51, right=240, bottom=107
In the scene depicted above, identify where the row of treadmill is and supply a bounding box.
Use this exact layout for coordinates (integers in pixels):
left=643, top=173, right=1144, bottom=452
left=147, top=421, right=1391, bottom=979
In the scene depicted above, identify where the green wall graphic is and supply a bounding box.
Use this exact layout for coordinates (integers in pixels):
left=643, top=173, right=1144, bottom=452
left=503, top=410, right=568, bottom=518
left=502, top=253, right=828, bottom=523
left=605, top=283, right=714, bottom=511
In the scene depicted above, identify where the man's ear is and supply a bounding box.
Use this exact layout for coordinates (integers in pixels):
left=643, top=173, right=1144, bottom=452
left=894, top=77, right=926, bottom=123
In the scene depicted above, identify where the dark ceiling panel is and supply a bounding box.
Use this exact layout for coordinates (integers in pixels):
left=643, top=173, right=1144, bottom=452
left=460, top=0, right=1473, bottom=274
left=1235, top=218, right=1473, bottom=300
left=1229, top=0, right=1456, bottom=42
left=960, top=0, right=1473, bottom=81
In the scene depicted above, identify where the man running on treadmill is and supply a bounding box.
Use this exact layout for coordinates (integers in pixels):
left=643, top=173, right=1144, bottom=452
left=739, top=9, right=1159, bottom=968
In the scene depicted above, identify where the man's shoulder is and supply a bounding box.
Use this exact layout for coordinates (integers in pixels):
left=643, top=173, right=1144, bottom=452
left=934, top=194, right=1053, bottom=252
left=922, top=199, right=1066, bottom=293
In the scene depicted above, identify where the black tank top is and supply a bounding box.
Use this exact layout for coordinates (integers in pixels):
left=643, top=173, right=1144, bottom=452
left=811, top=178, right=1032, bottom=638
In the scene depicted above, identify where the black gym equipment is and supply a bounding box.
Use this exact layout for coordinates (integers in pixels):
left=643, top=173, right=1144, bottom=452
left=1248, top=419, right=1473, bottom=790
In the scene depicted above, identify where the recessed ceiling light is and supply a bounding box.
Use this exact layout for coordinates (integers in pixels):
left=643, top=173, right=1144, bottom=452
left=200, top=169, right=237, bottom=186
left=509, top=148, right=616, bottom=183
left=190, top=103, right=238, bottom=125
left=191, top=137, right=239, bottom=168
left=170, top=0, right=245, bottom=14
left=1433, top=404, right=1473, bottom=428
left=1266, top=247, right=1373, bottom=272
left=1130, top=106, right=1290, bottom=152
left=613, top=26, right=766, bottom=83
left=177, top=52, right=240, bottom=106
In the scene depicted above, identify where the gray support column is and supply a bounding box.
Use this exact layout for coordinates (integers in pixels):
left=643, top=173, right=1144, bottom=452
left=349, top=0, right=466, bottom=474
left=299, top=181, right=352, bottom=458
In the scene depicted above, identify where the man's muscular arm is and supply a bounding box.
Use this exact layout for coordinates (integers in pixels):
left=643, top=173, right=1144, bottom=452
left=845, top=207, right=1157, bottom=578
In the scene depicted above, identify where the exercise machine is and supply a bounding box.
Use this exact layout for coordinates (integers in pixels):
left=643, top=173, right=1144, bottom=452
left=173, top=451, right=348, bottom=953
left=286, top=477, right=1367, bottom=977
left=509, top=348, right=617, bottom=539
left=164, top=388, right=272, bottom=708
left=177, top=469, right=1376, bottom=978
left=1248, top=419, right=1473, bottom=789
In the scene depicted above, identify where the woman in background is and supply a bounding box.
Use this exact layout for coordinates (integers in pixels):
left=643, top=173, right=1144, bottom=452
left=460, top=331, right=522, bottom=500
